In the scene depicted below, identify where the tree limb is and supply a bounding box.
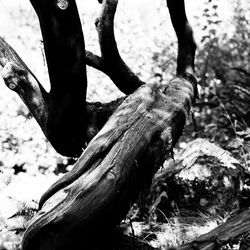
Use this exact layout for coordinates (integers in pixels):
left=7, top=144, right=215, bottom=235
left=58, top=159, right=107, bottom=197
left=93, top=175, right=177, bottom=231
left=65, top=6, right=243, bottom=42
left=0, top=37, right=49, bottom=137
left=167, top=0, right=196, bottom=78
left=0, top=0, right=144, bottom=157
left=0, top=37, right=122, bottom=156
left=166, top=0, right=198, bottom=101
left=85, top=50, right=107, bottom=74
left=0, top=0, right=145, bottom=156
left=26, top=0, right=88, bottom=157
left=95, top=0, right=144, bottom=94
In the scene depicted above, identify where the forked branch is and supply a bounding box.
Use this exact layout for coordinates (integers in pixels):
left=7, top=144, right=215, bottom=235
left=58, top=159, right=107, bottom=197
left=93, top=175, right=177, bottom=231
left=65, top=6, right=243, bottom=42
left=94, top=0, right=144, bottom=94
left=0, top=0, right=131, bottom=157
left=85, top=0, right=144, bottom=94
left=0, top=37, right=125, bottom=157
left=29, top=0, right=88, bottom=157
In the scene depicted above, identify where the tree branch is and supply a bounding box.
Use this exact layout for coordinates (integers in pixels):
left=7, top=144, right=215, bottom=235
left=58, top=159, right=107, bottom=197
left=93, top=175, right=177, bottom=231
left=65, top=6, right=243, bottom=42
left=167, top=0, right=196, bottom=78
left=30, top=0, right=87, bottom=96
left=25, top=0, right=88, bottom=157
left=95, top=0, right=144, bottom=94
left=0, top=0, right=144, bottom=157
left=0, top=37, right=122, bottom=157
left=0, top=37, right=49, bottom=136
left=85, top=50, right=108, bottom=74
left=0, top=0, right=134, bottom=157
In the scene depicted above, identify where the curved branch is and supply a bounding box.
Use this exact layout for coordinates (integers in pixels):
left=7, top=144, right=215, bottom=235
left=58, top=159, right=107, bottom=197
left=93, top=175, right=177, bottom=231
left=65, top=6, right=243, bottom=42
left=96, top=0, right=144, bottom=94
left=167, top=0, right=196, bottom=78
left=85, top=50, right=107, bottom=74
left=0, top=37, right=49, bottom=136
left=166, top=0, right=198, bottom=102
left=0, top=37, right=123, bottom=157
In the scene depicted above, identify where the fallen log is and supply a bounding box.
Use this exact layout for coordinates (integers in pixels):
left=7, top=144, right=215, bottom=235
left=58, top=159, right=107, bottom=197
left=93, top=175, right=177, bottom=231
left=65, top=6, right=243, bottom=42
left=172, top=208, right=250, bottom=250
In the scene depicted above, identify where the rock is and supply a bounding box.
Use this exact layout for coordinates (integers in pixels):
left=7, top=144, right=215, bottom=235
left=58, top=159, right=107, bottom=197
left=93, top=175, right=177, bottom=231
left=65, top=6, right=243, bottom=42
left=145, top=139, right=249, bottom=220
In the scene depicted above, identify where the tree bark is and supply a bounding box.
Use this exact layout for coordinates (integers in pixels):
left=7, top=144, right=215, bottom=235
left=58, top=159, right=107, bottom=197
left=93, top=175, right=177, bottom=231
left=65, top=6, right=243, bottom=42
left=21, top=76, right=196, bottom=250
left=0, top=0, right=200, bottom=249
left=2, top=0, right=249, bottom=247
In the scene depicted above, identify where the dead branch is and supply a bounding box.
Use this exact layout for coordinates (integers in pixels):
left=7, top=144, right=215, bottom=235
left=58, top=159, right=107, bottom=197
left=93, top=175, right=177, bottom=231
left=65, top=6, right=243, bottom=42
left=28, top=0, right=89, bottom=157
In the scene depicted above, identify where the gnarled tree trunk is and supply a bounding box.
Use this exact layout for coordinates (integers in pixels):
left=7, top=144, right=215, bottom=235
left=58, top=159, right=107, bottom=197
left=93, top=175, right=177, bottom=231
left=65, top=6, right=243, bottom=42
left=0, top=0, right=199, bottom=249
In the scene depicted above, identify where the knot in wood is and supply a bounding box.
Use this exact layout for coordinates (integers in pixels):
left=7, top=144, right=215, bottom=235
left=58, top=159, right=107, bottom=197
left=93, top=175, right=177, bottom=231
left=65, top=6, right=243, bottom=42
left=57, top=0, right=69, bottom=10
left=7, top=81, right=17, bottom=90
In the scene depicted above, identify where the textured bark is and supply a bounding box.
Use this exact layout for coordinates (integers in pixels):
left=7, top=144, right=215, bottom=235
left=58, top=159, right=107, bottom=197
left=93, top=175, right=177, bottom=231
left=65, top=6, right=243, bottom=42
left=2, top=0, right=248, bottom=247
left=0, top=0, right=200, bottom=249
left=22, top=76, right=197, bottom=250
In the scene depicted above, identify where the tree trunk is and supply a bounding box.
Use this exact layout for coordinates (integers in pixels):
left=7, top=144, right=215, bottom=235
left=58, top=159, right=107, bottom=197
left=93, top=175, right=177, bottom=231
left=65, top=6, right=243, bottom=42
left=21, top=76, right=197, bottom=250
left=0, top=0, right=200, bottom=249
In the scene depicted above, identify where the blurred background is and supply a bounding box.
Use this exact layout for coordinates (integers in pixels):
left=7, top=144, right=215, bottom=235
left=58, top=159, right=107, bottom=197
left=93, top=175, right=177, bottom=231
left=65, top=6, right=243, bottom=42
left=0, top=0, right=250, bottom=249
